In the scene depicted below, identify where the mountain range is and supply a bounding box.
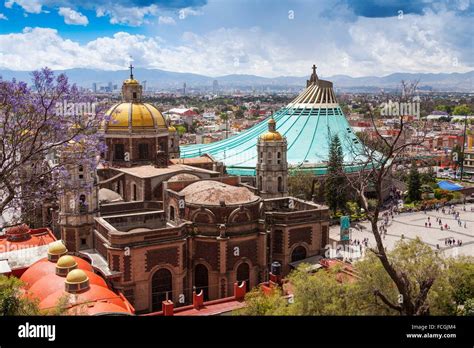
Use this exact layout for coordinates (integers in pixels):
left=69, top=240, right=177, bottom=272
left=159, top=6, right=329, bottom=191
left=0, top=68, right=472, bottom=92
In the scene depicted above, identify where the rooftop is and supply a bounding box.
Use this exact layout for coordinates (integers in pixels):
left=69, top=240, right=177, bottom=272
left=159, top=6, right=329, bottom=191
left=112, top=164, right=217, bottom=179
left=180, top=180, right=259, bottom=206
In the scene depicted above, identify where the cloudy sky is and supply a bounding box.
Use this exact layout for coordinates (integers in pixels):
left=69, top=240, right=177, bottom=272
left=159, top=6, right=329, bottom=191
left=0, top=0, right=472, bottom=77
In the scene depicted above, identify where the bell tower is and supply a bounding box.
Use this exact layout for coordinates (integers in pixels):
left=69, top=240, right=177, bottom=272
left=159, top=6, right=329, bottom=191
left=122, top=64, right=143, bottom=102
left=256, top=117, right=288, bottom=198
left=58, top=141, right=99, bottom=252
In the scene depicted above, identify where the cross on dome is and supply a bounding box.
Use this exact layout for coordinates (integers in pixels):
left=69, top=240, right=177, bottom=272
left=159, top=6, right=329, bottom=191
left=129, top=63, right=134, bottom=80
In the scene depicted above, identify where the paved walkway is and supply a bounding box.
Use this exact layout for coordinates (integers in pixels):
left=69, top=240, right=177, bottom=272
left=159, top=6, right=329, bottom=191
left=329, top=203, right=474, bottom=259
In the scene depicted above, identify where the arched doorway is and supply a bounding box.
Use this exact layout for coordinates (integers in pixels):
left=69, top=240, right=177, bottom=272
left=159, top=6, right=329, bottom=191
left=236, top=263, right=250, bottom=292
left=291, top=246, right=307, bottom=262
left=151, top=268, right=172, bottom=312
left=194, top=264, right=209, bottom=301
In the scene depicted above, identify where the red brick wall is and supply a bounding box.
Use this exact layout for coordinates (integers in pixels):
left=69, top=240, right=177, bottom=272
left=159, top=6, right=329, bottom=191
left=194, top=241, right=219, bottom=270
left=289, top=226, right=312, bottom=246
left=226, top=238, right=257, bottom=271
left=145, top=247, right=179, bottom=271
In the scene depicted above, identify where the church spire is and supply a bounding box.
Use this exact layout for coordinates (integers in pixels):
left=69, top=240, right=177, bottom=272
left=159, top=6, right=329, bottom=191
left=306, top=64, right=319, bottom=87
left=129, top=63, right=134, bottom=80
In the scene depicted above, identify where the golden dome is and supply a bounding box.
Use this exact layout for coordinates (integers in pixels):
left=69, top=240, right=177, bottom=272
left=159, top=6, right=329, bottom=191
left=168, top=125, right=177, bottom=133
left=104, top=102, right=167, bottom=131
left=260, top=131, right=283, bottom=141
left=123, top=79, right=139, bottom=85
left=57, top=255, right=77, bottom=269
left=48, top=241, right=67, bottom=256
left=66, top=269, right=89, bottom=284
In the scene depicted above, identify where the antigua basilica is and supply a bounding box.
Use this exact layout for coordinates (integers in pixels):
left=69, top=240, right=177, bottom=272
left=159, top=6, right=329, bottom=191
left=0, top=66, right=354, bottom=315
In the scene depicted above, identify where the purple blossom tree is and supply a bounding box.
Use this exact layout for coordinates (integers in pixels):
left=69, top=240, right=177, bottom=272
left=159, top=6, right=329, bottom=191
left=0, top=68, right=107, bottom=228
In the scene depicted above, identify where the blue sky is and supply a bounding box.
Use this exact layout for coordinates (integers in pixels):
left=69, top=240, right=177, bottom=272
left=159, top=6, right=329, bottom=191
left=0, top=0, right=472, bottom=77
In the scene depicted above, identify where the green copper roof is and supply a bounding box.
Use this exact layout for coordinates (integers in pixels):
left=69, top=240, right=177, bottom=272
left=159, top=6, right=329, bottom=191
left=181, top=105, right=371, bottom=176
left=181, top=68, right=372, bottom=176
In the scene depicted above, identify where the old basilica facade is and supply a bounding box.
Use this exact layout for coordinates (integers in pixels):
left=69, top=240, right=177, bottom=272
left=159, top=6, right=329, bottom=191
left=57, top=70, right=330, bottom=313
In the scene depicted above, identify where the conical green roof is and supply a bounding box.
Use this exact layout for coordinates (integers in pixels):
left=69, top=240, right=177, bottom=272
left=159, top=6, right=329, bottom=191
left=181, top=66, right=370, bottom=176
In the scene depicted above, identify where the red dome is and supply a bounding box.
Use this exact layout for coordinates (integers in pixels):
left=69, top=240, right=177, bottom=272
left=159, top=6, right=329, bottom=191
left=20, top=256, right=94, bottom=288
left=39, top=284, right=129, bottom=312
left=27, top=270, right=108, bottom=301
left=67, top=302, right=132, bottom=315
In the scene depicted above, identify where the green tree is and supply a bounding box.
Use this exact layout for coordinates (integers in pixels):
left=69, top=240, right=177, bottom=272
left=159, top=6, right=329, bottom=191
left=0, top=275, right=40, bottom=315
left=453, top=104, right=471, bottom=116
left=285, top=265, right=356, bottom=315
left=288, top=169, right=316, bottom=200
left=175, top=125, right=187, bottom=136
left=235, top=287, right=288, bottom=316
left=325, top=135, right=347, bottom=212
left=407, top=163, right=421, bottom=202
left=236, top=239, right=473, bottom=316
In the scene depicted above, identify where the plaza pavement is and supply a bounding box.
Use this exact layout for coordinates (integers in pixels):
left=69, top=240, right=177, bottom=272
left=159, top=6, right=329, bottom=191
left=329, top=203, right=474, bottom=259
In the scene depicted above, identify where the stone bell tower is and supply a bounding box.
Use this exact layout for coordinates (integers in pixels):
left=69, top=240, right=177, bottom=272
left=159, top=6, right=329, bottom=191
left=58, top=141, right=99, bottom=252
left=256, top=117, right=288, bottom=198
left=122, top=64, right=143, bottom=102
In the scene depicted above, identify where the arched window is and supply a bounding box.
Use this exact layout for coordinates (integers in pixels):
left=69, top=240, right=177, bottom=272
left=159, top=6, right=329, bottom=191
left=291, top=246, right=307, bottom=262
left=169, top=206, right=175, bottom=221
left=278, top=176, right=283, bottom=192
left=277, top=152, right=281, bottom=164
left=258, top=176, right=262, bottom=191
left=236, top=263, right=250, bottom=292
left=78, top=165, right=84, bottom=179
left=132, top=184, right=138, bottom=201
left=79, top=194, right=87, bottom=213
left=194, top=264, right=209, bottom=301
left=151, top=268, right=173, bottom=312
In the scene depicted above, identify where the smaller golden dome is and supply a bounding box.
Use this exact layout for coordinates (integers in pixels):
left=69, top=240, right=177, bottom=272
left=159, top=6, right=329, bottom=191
left=168, top=125, right=177, bottom=133
left=260, top=131, right=283, bottom=141
left=66, top=269, right=89, bottom=284
left=48, top=241, right=67, bottom=256
left=123, top=79, right=139, bottom=85
left=268, top=118, right=276, bottom=125
left=57, top=255, right=77, bottom=269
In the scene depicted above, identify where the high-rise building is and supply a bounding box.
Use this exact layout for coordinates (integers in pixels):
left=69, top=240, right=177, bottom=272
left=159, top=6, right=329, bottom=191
left=92, top=82, right=97, bottom=93
left=212, top=80, right=219, bottom=94
left=183, top=82, right=186, bottom=95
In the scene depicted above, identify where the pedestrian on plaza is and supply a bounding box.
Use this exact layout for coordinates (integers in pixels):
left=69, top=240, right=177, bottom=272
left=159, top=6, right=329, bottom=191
left=464, top=222, right=467, bottom=228
left=425, top=222, right=427, bottom=228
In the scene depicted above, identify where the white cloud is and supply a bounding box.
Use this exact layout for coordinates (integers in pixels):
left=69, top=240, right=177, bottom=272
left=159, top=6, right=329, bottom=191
left=96, top=4, right=158, bottom=26
left=4, top=0, right=43, bottom=14
left=178, top=7, right=203, bottom=19
left=158, top=16, right=176, bottom=25
left=58, top=7, right=88, bottom=26
left=0, top=9, right=472, bottom=78
left=0, top=13, right=7, bottom=20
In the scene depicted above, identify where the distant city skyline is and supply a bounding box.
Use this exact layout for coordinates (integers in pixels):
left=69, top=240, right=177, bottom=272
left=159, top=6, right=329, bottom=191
left=0, top=0, right=473, bottom=77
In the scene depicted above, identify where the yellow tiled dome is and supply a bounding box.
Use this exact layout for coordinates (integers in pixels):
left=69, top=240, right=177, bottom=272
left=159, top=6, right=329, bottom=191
left=104, top=102, right=167, bottom=131
left=47, top=241, right=67, bottom=256
left=65, top=269, right=89, bottom=284
left=123, top=79, right=139, bottom=85
left=260, top=131, right=283, bottom=141
left=56, top=255, right=77, bottom=269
